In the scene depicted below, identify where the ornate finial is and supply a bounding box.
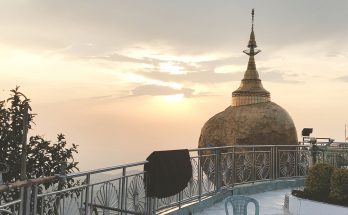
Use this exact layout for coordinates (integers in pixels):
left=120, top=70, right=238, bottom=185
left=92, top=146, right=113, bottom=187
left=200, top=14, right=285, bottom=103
left=243, top=8, right=260, bottom=56
left=232, top=9, right=270, bottom=107
left=251, top=9, right=255, bottom=29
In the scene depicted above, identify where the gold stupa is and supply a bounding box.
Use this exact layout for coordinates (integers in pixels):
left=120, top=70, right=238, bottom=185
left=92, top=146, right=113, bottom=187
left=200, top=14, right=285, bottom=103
left=199, top=9, right=298, bottom=148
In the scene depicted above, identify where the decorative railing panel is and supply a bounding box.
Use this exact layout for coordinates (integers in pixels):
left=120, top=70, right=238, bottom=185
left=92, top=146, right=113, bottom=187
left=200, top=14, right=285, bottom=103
left=0, top=199, right=20, bottom=215
left=1, top=145, right=348, bottom=215
left=126, top=174, right=146, bottom=214
left=255, top=151, right=271, bottom=181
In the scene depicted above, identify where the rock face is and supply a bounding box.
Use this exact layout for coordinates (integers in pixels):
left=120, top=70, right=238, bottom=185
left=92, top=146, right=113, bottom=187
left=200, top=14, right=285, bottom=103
left=199, top=102, right=298, bottom=148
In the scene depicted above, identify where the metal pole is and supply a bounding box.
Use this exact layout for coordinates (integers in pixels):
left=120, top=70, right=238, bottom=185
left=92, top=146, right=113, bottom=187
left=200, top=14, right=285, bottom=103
left=275, top=146, right=278, bottom=179
left=20, top=105, right=29, bottom=215
left=55, top=162, right=67, bottom=214
left=252, top=147, right=255, bottom=182
left=20, top=186, right=31, bottom=215
left=20, top=104, right=29, bottom=181
left=232, top=147, right=235, bottom=186
left=271, top=146, right=275, bottom=180
left=345, top=124, right=347, bottom=143
left=215, top=149, right=221, bottom=191
left=178, top=191, right=182, bottom=209
left=32, top=185, right=38, bottom=215
left=84, top=174, right=91, bottom=215
left=295, top=146, right=299, bottom=176
left=144, top=172, right=155, bottom=215
left=198, top=151, right=202, bottom=201
left=120, top=167, right=126, bottom=215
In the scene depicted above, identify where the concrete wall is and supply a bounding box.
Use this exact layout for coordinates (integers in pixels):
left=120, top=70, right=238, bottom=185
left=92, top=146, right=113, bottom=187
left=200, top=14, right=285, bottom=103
left=289, top=195, right=348, bottom=215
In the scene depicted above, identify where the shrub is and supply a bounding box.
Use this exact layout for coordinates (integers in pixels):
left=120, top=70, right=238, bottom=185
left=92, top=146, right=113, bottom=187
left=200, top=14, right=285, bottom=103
left=329, top=168, right=348, bottom=204
left=304, top=163, right=334, bottom=200
left=0, top=87, right=79, bottom=203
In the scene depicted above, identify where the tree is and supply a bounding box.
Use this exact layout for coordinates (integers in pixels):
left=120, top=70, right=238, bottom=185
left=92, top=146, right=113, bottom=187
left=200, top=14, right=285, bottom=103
left=0, top=87, right=79, bottom=202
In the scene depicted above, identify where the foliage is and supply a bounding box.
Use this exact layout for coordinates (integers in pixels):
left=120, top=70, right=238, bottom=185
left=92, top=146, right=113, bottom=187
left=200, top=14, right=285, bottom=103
left=329, top=168, right=348, bottom=204
left=303, top=163, right=334, bottom=201
left=0, top=87, right=79, bottom=202
left=295, top=163, right=348, bottom=206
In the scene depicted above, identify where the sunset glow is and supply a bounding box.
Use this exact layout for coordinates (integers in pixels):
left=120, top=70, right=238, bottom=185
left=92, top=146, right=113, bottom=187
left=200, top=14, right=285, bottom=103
left=162, top=93, right=185, bottom=103
left=0, top=1, right=347, bottom=170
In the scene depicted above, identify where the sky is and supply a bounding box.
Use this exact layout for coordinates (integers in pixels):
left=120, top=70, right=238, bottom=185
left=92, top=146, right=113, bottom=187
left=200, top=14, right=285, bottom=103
left=0, top=0, right=348, bottom=170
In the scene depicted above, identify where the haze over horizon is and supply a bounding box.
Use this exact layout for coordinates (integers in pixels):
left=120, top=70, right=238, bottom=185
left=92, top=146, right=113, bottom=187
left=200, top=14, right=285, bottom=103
left=0, top=0, right=347, bottom=170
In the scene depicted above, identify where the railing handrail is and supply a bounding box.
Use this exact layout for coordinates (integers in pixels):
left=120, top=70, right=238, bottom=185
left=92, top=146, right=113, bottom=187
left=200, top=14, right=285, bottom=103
left=0, top=145, right=312, bottom=193
left=58, top=145, right=312, bottom=178
left=0, top=199, right=21, bottom=207
left=0, top=161, right=148, bottom=194
left=64, top=160, right=148, bottom=178
left=190, top=144, right=309, bottom=151
left=0, top=176, right=57, bottom=193
left=2, top=144, right=348, bottom=215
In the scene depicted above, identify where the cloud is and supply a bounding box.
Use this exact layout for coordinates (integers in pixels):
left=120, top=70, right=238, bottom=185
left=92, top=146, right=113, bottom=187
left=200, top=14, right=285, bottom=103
left=129, top=84, right=215, bottom=98
left=89, top=51, right=244, bottom=69
left=89, top=51, right=301, bottom=85
left=88, top=84, right=212, bottom=102
left=89, top=95, right=114, bottom=100
left=140, top=70, right=243, bottom=84
left=335, top=76, right=348, bottom=82
left=139, top=63, right=301, bottom=84
left=261, top=71, right=302, bottom=83
left=89, top=53, right=147, bottom=64
left=87, top=50, right=303, bottom=86
left=1, top=0, right=347, bottom=56
left=130, top=85, right=194, bottom=97
left=86, top=51, right=247, bottom=83
left=325, top=52, right=346, bottom=58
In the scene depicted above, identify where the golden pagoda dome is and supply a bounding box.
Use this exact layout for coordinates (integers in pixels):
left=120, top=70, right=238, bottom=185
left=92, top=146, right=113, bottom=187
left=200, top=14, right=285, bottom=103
left=199, top=9, right=298, bottom=148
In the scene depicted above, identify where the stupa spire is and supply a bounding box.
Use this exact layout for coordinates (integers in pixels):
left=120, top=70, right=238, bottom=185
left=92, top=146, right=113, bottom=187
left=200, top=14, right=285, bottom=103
left=248, top=9, right=257, bottom=49
left=231, top=9, right=270, bottom=107
left=243, top=9, right=261, bottom=79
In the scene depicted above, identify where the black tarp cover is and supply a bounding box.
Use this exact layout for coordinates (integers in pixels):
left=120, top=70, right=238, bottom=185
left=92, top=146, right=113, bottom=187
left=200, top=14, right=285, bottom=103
left=144, top=149, right=192, bottom=198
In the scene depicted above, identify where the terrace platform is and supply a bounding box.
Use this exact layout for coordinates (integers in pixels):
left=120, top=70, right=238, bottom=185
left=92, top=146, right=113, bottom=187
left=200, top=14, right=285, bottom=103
left=198, top=188, right=291, bottom=215
left=168, top=178, right=303, bottom=215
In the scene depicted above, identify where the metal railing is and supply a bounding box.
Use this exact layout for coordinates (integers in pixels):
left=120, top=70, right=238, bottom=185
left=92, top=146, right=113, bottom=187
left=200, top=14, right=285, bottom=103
left=1, top=145, right=348, bottom=215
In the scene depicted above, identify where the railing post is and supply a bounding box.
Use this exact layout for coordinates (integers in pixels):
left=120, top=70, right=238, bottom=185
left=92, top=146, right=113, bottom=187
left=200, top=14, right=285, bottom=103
left=32, top=185, right=38, bottom=215
left=120, top=167, right=126, bottom=215
left=178, top=191, right=183, bottom=209
left=84, top=174, right=91, bottom=215
left=145, top=196, right=155, bottom=215
left=144, top=168, right=156, bottom=215
left=20, top=186, right=31, bottom=215
left=55, top=162, right=67, bottom=214
left=215, top=148, right=221, bottom=191
left=252, top=147, right=255, bottom=182
left=198, top=150, right=202, bottom=201
left=295, top=146, right=299, bottom=176
left=20, top=105, right=30, bottom=215
left=232, top=147, right=235, bottom=187
left=275, top=146, right=278, bottom=179
left=271, top=146, right=275, bottom=180
left=20, top=105, right=29, bottom=182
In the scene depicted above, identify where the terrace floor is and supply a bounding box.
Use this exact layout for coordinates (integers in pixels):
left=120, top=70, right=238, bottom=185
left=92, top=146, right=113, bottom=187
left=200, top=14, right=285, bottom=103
left=197, top=188, right=292, bottom=215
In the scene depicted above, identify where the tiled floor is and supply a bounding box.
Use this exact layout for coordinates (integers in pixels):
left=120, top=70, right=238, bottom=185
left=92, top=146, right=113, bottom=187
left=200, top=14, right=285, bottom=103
left=197, top=188, right=292, bottom=215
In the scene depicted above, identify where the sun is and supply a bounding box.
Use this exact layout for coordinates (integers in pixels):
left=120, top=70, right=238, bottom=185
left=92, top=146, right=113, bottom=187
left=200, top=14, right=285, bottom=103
left=162, top=94, right=185, bottom=103
left=159, top=62, right=185, bottom=75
